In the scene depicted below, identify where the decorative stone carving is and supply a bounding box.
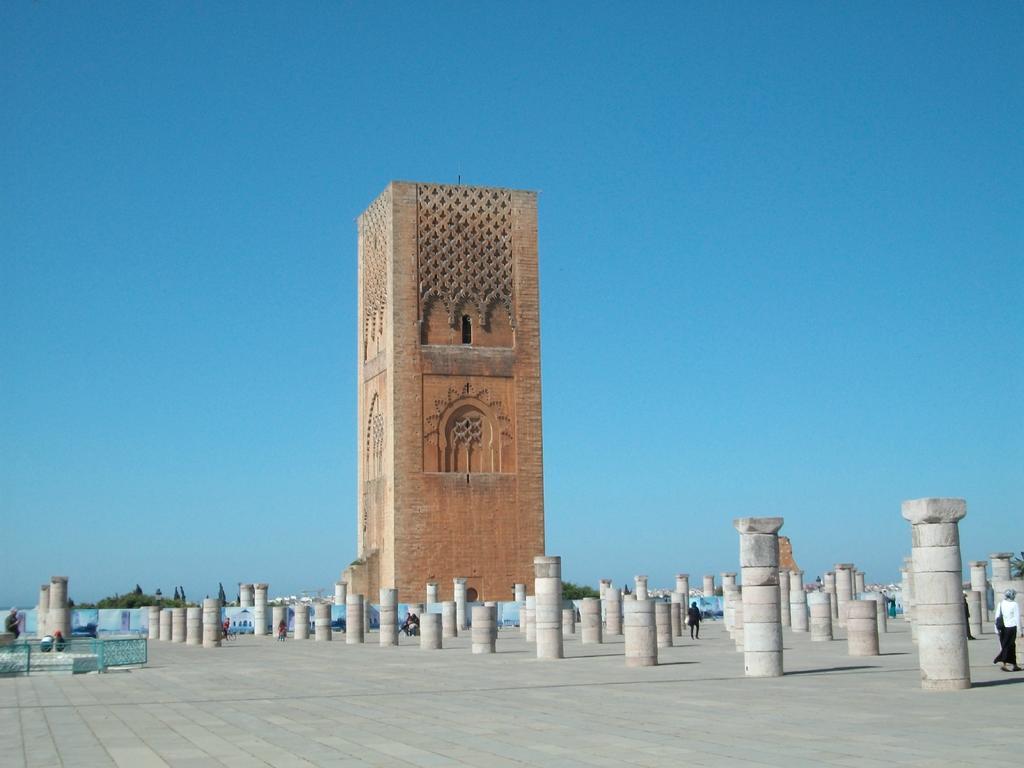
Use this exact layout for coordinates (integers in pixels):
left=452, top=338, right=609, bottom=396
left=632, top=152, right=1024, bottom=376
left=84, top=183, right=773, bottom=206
left=361, top=187, right=390, bottom=360
left=423, top=379, right=514, bottom=473
left=365, top=393, right=385, bottom=480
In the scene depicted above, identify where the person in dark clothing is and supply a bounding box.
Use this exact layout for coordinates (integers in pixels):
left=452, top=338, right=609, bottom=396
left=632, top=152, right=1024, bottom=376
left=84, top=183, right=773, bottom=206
left=687, top=602, right=702, bottom=639
left=964, top=594, right=975, bottom=640
left=5, top=608, right=19, bottom=639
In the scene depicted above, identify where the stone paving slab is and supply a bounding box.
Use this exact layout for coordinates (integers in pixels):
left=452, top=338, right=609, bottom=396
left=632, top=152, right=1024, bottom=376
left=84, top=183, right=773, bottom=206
left=1, top=621, right=1019, bottom=766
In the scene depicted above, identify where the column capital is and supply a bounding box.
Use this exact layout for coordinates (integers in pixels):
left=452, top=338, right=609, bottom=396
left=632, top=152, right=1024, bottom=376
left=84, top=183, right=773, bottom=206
left=733, top=517, right=783, bottom=534
left=900, top=497, right=966, bottom=524
left=969, top=560, right=988, bottom=568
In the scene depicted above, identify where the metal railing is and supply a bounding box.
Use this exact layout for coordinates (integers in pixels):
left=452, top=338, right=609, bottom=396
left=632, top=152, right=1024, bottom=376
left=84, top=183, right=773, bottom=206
left=0, top=636, right=147, bottom=676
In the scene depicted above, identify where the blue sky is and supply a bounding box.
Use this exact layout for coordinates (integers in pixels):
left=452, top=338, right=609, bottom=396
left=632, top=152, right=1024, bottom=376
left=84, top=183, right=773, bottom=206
left=2, top=3, right=1021, bottom=606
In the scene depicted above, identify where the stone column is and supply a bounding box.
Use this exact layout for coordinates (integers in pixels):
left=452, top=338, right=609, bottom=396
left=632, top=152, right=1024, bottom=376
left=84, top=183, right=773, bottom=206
left=732, top=590, right=744, bottom=651
left=969, top=561, right=989, bottom=622
left=854, top=571, right=866, bottom=595
left=239, top=583, right=254, bottom=608
left=808, top=592, right=833, bottom=641
left=345, top=594, right=364, bottom=644
left=293, top=603, right=310, bottom=640
left=186, top=606, right=202, bottom=645
left=904, top=555, right=918, bottom=642
left=514, top=583, right=526, bottom=603
left=902, top=497, right=970, bottom=691
left=703, top=574, right=715, bottom=598
left=48, top=576, right=71, bottom=639
left=634, top=575, right=648, bottom=600
left=778, top=570, right=791, bottom=627
left=581, top=598, right=602, bottom=644
left=735, top=517, right=784, bottom=677
left=834, top=564, right=854, bottom=626
left=171, top=607, right=187, bottom=642
left=379, top=588, right=398, bottom=647
left=789, top=571, right=808, bottom=632
left=202, top=598, right=221, bottom=648
left=37, top=585, right=49, bottom=638
left=253, top=583, right=268, bottom=636
left=604, top=588, right=622, bottom=635
left=453, top=578, right=468, bottom=630
left=624, top=597, right=657, bottom=667
left=675, top=574, right=690, bottom=597
left=871, top=592, right=888, bottom=634
left=654, top=601, right=672, bottom=648
left=847, top=600, right=879, bottom=656
left=900, top=560, right=911, bottom=622
left=723, top=584, right=740, bottom=636
left=823, top=572, right=838, bottom=620
left=966, top=590, right=983, bottom=638
left=147, top=606, right=161, bottom=640
left=420, top=614, right=442, bottom=649
left=561, top=608, right=575, bottom=636
left=272, top=605, right=286, bottom=636
left=472, top=605, right=496, bottom=654
left=160, top=608, right=172, bottom=641
left=485, top=603, right=498, bottom=644
left=990, top=552, right=1013, bottom=596
left=315, top=602, right=332, bottom=641
left=334, top=581, right=347, bottom=606
left=534, top=555, right=564, bottom=660
left=721, top=572, right=737, bottom=590
left=670, top=592, right=683, bottom=637
left=523, top=596, right=536, bottom=641
left=427, top=581, right=439, bottom=606
left=441, top=601, right=457, bottom=638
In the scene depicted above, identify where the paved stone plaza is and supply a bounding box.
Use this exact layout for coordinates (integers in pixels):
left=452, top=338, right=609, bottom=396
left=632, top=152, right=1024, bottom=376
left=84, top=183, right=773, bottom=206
left=2, top=620, right=1019, bottom=767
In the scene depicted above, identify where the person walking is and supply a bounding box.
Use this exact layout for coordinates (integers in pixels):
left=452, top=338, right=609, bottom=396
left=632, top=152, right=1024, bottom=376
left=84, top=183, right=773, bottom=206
left=5, top=608, right=19, bottom=639
left=277, top=619, right=287, bottom=641
left=964, top=594, right=975, bottom=640
left=993, top=589, right=1022, bottom=672
left=687, top=602, right=702, bottom=640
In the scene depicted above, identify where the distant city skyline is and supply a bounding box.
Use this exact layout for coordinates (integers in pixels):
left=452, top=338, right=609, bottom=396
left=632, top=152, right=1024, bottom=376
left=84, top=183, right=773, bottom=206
left=2, top=4, right=1021, bottom=607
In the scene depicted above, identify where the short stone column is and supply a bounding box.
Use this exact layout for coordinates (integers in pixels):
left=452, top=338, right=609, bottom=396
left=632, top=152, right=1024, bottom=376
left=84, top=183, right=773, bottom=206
left=834, top=564, right=855, bottom=626
left=253, top=583, right=268, bottom=636
left=675, top=574, right=690, bottom=597
left=654, top=601, right=672, bottom=648
left=823, top=572, right=838, bottom=620
left=315, top=602, right=332, bottom=641
left=171, top=607, right=187, bottom=642
left=902, top=497, right=970, bottom=691
left=441, top=601, right=457, bottom=638
left=513, top=583, right=526, bottom=603
left=580, top=598, right=602, bottom=644
left=48, top=576, right=71, bottom=639
left=778, top=570, right=791, bottom=627
left=334, top=581, right=347, bottom=606
left=670, top=592, right=683, bottom=637
left=147, top=606, right=161, bottom=640
left=624, top=597, right=657, bottom=667
left=721, top=572, right=737, bottom=590
left=472, top=605, right=496, bottom=654
left=808, top=592, right=833, bottom=641
left=534, top=555, right=564, bottom=660
left=523, top=596, right=536, bottom=641
left=293, top=603, right=310, bottom=640
left=37, top=585, right=49, bottom=638
left=900, top=559, right=912, bottom=622
left=990, top=552, right=1013, bottom=595
left=735, top=517, right=784, bottom=677
left=160, top=608, right=172, bottom=641
left=272, top=605, right=287, bottom=636
left=239, top=583, right=254, bottom=608
left=420, top=614, right=442, bottom=649
left=604, top=587, right=622, bottom=635
left=345, top=595, right=364, bottom=644
left=634, top=575, right=648, bottom=600
left=904, top=555, right=918, bottom=642
left=202, top=598, right=221, bottom=648
left=966, top=590, right=983, bottom=638
left=969, top=561, right=989, bottom=622
left=484, top=602, right=498, bottom=644
left=561, top=608, right=575, bottom=636
left=732, top=590, right=744, bottom=651
left=871, top=592, right=888, bottom=634
left=427, top=581, right=439, bottom=606
left=453, top=578, right=468, bottom=630
left=379, top=588, right=398, bottom=647
left=854, top=571, right=866, bottom=595
left=703, top=574, right=715, bottom=598
left=723, top=584, right=740, bottom=636
left=789, top=572, right=808, bottom=632
left=186, top=607, right=202, bottom=645
left=846, top=600, right=879, bottom=656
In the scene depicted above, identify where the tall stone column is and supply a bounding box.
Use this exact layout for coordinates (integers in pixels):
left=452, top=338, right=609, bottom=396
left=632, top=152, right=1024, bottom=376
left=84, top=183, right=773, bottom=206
left=823, top=572, right=838, bottom=620
left=420, top=614, right=442, bottom=649
left=655, top=602, right=672, bottom=648
left=427, top=581, right=439, bottom=606
left=580, top=598, right=602, bottom=644
left=37, top=585, right=49, bottom=638
left=778, top=570, right=791, bottom=627
left=345, top=594, right=364, bottom=644
left=604, top=588, right=622, bottom=635
left=735, top=517, right=784, bottom=677
left=789, top=571, right=808, bottom=632
left=703, top=574, right=715, bottom=598
left=202, top=598, right=221, bottom=648
left=171, top=607, right=187, bottom=642
left=969, top=561, right=989, bottom=622
left=293, top=603, right=310, bottom=640
left=990, top=552, right=1013, bottom=596
left=808, top=592, right=833, bottom=641
left=334, top=581, right=347, bottom=606
left=186, top=607, right=202, bottom=645
left=854, top=571, right=866, bottom=595
left=561, top=608, right=575, bottom=636
left=441, top=601, right=457, bottom=638
left=48, top=576, right=71, bottom=639
left=675, top=574, right=690, bottom=597
left=523, top=596, right=536, bottom=641
left=900, top=560, right=912, bottom=622
left=905, top=555, right=918, bottom=643
left=634, top=575, right=648, bottom=600
left=846, top=600, right=879, bottom=656
left=472, top=605, right=496, bottom=654
left=453, top=578, right=468, bottom=630
left=624, top=598, right=657, bottom=667
left=315, top=602, right=332, bottom=641
left=253, top=583, right=268, bottom=636
left=721, top=572, right=737, bottom=590
left=871, top=592, right=888, bottom=634
left=834, top=564, right=854, bottom=626
left=732, top=589, right=744, bottom=651
left=147, top=606, right=161, bottom=640
left=670, top=592, right=683, bottom=637
left=239, top=583, right=254, bottom=608
left=534, top=555, right=564, bottom=660
left=966, top=590, right=983, bottom=638
left=379, top=589, right=398, bottom=647
left=271, top=605, right=287, bottom=636
left=902, top=497, right=970, bottom=691
left=160, top=608, right=172, bottom=641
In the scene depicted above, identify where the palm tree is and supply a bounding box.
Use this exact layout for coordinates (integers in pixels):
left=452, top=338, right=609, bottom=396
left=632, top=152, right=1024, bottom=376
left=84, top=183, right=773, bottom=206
left=1011, top=552, right=1024, bottom=579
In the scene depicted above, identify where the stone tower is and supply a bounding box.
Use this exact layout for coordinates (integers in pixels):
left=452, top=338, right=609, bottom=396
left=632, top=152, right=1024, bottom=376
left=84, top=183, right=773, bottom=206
left=346, top=181, right=545, bottom=603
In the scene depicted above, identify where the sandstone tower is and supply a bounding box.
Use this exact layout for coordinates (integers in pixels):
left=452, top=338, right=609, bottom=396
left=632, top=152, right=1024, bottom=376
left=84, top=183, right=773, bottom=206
left=346, top=181, right=545, bottom=603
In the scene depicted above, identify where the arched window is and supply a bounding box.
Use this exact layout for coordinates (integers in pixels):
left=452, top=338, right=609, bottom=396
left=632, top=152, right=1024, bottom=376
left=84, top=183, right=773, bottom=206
left=461, top=314, right=472, bottom=344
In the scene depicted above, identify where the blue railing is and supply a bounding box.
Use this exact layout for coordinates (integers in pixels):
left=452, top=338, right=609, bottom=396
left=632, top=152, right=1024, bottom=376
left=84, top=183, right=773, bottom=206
left=0, top=636, right=147, bottom=675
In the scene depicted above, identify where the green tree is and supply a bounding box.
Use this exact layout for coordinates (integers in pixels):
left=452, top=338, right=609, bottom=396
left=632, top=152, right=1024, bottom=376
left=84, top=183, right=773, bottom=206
left=218, top=583, right=226, bottom=603
left=562, top=582, right=600, bottom=600
left=1012, top=552, right=1024, bottom=579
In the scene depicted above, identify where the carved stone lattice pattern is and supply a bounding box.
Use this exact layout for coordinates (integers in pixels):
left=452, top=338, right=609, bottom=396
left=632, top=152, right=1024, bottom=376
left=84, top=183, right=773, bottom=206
left=424, top=382, right=512, bottom=447
left=362, top=189, right=390, bottom=356
left=365, top=394, right=385, bottom=480
left=451, top=416, right=482, bottom=446
left=417, top=184, right=514, bottom=327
